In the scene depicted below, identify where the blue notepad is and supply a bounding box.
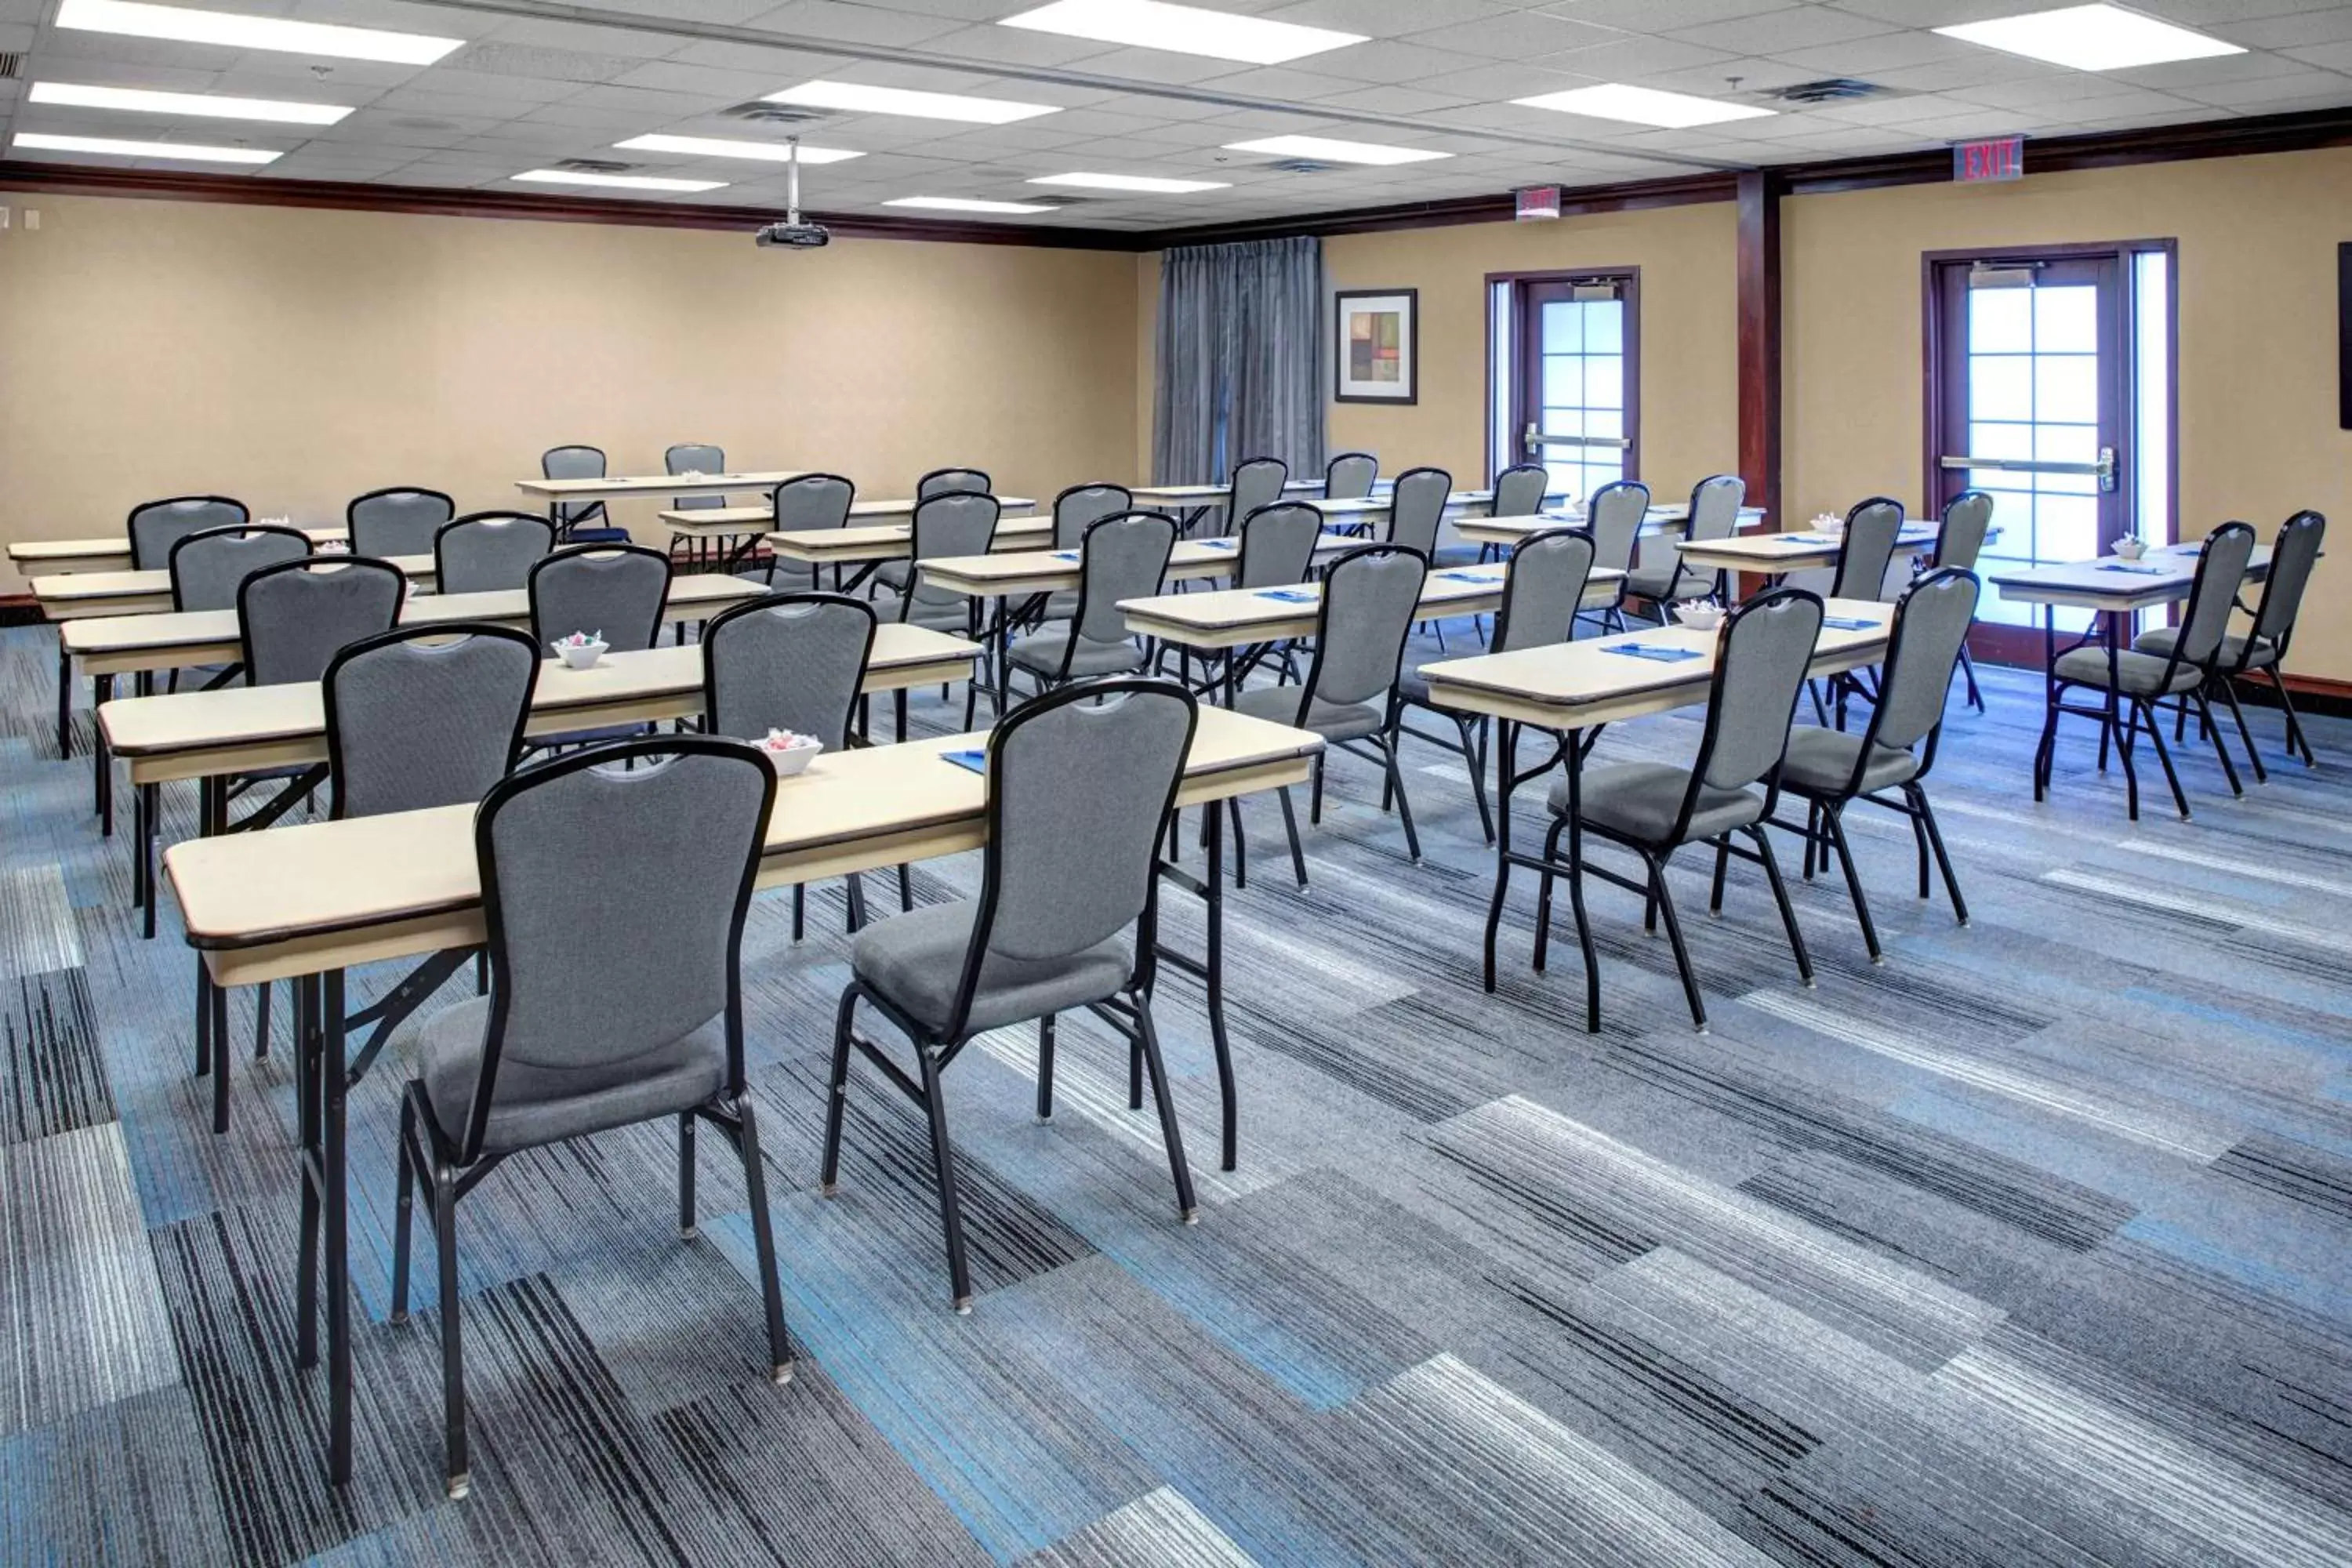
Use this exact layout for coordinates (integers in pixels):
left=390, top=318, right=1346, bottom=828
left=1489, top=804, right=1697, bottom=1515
left=1258, top=588, right=1318, bottom=603
left=941, top=749, right=988, bottom=774
left=2098, top=561, right=2165, bottom=575
left=1784, top=533, right=1838, bottom=545
left=1603, top=644, right=1704, bottom=663
left=1051, top=550, right=1080, bottom=561
left=1201, top=538, right=1236, bottom=550
left=1821, top=615, right=1880, bottom=630
left=1441, top=571, right=1504, bottom=584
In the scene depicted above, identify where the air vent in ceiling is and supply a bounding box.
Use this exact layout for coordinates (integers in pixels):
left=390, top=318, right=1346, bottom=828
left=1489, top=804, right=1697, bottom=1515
left=0, top=51, right=23, bottom=79
left=1768, top=78, right=1889, bottom=104
left=724, top=102, right=831, bottom=125
left=551, top=158, right=636, bottom=176
left=1268, top=158, right=1337, bottom=175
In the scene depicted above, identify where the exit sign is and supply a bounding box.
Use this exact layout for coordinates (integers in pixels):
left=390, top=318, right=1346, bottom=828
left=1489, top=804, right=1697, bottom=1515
left=1515, top=185, right=1561, bottom=221
left=1954, top=136, right=2024, bottom=183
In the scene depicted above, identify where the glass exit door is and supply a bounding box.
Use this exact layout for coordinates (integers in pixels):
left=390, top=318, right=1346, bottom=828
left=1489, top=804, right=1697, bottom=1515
left=1513, top=275, right=1636, bottom=503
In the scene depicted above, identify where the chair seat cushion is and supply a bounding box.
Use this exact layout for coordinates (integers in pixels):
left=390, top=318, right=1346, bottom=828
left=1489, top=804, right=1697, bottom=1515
left=2053, top=645, right=2203, bottom=697
left=2132, top=626, right=2276, bottom=670
left=1043, top=589, right=1080, bottom=622
left=1551, top=760, right=1762, bottom=845
left=1397, top=669, right=1430, bottom=706
left=1777, top=727, right=1921, bottom=797
left=1232, top=684, right=1383, bottom=741
left=1005, top=628, right=1146, bottom=679
left=1624, top=564, right=1708, bottom=602
left=740, top=563, right=817, bottom=592
left=875, top=561, right=913, bottom=592
left=414, top=996, right=726, bottom=1155
left=852, top=900, right=1131, bottom=1036
left=870, top=592, right=971, bottom=634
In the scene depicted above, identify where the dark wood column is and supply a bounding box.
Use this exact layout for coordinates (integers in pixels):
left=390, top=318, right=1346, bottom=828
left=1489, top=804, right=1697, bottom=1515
left=1736, top=169, right=1783, bottom=528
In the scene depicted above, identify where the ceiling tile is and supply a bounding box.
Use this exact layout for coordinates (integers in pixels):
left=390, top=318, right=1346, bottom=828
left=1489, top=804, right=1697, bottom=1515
left=739, top=0, right=971, bottom=47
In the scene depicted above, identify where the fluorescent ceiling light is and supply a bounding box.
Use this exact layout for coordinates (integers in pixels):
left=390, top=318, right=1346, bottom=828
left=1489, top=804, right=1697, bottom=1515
left=13, top=130, right=279, bottom=163
left=1221, top=134, right=1450, bottom=166
left=613, top=135, right=862, bottom=164
left=1028, top=172, right=1228, bottom=193
left=53, top=0, right=463, bottom=65
left=1512, top=83, right=1773, bottom=128
left=884, top=195, right=1059, bottom=214
left=998, top=0, right=1363, bottom=64
left=29, top=82, right=353, bottom=125
left=766, top=81, right=1058, bottom=125
left=1934, top=4, right=2243, bottom=71
left=514, top=169, right=728, bottom=193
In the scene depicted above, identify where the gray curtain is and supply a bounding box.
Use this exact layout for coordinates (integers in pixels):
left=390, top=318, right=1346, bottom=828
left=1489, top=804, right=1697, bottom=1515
left=1152, top=236, right=1325, bottom=486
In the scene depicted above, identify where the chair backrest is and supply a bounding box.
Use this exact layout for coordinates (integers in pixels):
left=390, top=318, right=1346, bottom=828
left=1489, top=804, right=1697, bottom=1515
left=238, top=557, right=406, bottom=688
left=541, top=445, right=608, bottom=531
left=2249, top=510, right=2325, bottom=653
left=1492, top=463, right=1550, bottom=519
left=461, top=737, right=774, bottom=1161
left=1584, top=480, right=1652, bottom=575
left=528, top=543, right=671, bottom=653
left=1686, top=474, right=1746, bottom=544
left=771, top=473, right=855, bottom=533
left=1860, top=567, right=1980, bottom=763
left=347, top=487, right=455, bottom=559
left=1324, top=452, right=1377, bottom=502
left=169, top=524, right=312, bottom=612
left=435, top=512, right=555, bottom=594
left=919, top=466, right=991, bottom=500
left=324, top=623, right=540, bottom=818
left=702, top=591, right=875, bottom=748
left=1053, top=482, right=1133, bottom=550
left=130, top=495, right=249, bottom=571
left=908, top=492, right=1001, bottom=608
left=1386, top=466, right=1453, bottom=557
left=1239, top=502, right=1323, bottom=589
left=954, top=681, right=1196, bottom=1033
left=1831, top=496, right=1906, bottom=601
left=2167, top=521, right=2259, bottom=673
left=1071, top=511, right=1177, bottom=644
left=1227, top=458, right=1287, bottom=526
left=1934, top=490, right=1994, bottom=572
left=1494, top=528, right=1597, bottom=655
left=666, top=442, right=727, bottom=511
left=1304, top=545, right=1425, bottom=710
left=1689, top=587, right=1823, bottom=805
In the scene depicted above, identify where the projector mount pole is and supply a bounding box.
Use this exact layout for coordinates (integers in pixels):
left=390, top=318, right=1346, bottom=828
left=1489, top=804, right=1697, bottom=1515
left=787, top=136, right=802, bottom=227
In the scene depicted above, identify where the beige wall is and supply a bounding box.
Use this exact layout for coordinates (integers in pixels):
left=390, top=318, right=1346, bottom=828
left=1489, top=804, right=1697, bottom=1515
left=1784, top=146, right=2352, bottom=680
left=0, top=192, right=1145, bottom=591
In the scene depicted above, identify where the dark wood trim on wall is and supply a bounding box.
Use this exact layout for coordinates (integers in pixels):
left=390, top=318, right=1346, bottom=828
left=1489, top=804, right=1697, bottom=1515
left=1735, top=170, right=1783, bottom=530
left=1149, top=173, right=1737, bottom=249
left=0, top=160, right=1142, bottom=250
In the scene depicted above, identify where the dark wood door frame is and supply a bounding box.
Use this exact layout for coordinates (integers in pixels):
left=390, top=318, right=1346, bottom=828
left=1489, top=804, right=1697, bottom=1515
left=1737, top=171, right=1783, bottom=529
left=1483, top=266, right=1642, bottom=488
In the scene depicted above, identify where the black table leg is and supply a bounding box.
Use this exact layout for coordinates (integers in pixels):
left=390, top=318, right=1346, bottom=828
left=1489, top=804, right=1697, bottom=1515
left=1483, top=719, right=1519, bottom=993
left=1152, top=793, right=1242, bottom=1172
left=322, top=968, right=352, bottom=1483
left=95, top=674, right=114, bottom=834
left=56, top=641, right=73, bottom=761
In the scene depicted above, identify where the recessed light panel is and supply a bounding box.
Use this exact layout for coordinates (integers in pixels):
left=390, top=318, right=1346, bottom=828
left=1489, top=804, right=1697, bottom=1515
left=998, top=0, right=1363, bottom=65
left=1512, top=84, right=1774, bottom=129
left=1935, top=5, right=2243, bottom=71
left=613, top=135, right=862, bottom=164
left=28, top=82, right=353, bottom=124
left=13, top=131, right=280, bottom=163
left=1028, top=172, right=1228, bottom=193
left=1221, top=135, right=1450, bottom=166
left=765, top=82, right=1058, bottom=125
left=53, top=0, right=463, bottom=65
left=514, top=169, right=728, bottom=193
left=884, top=196, right=1060, bottom=214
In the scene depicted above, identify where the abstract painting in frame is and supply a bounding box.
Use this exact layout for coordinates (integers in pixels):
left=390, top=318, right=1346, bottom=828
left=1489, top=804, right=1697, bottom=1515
left=1335, top=289, right=1418, bottom=405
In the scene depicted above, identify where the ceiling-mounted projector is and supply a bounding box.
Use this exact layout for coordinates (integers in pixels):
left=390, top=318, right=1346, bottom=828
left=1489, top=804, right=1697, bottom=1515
left=757, top=137, right=829, bottom=250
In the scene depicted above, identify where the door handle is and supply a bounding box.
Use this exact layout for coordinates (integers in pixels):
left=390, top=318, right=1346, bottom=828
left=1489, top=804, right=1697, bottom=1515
left=1524, top=425, right=1632, bottom=454
left=1939, top=446, right=2118, bottom=492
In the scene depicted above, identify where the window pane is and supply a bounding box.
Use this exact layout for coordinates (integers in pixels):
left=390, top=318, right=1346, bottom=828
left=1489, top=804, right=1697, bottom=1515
left=1970, top=355, right=2032, bottom=421
left=1542, top=303, right=1581, bottom=354
left=1585, top=408, right=1624, bottom=440
left=1970, top=289, right=2031, bottom=353
left=1584, top=355, right=1624, bottom=409
left=1583, top=302, right=1624, bottom=354
left=2034, top=285, right=2096, bottom=354
left=1542, top=357, right=1582, bottom=408
left=2035, top=493, right=2100, bottom=559
left=1970, top=421, right=2034, bottom=459
left=2034, top=354, right=2099, bottom=423
left=1541, top=407, right=1584, bottom=438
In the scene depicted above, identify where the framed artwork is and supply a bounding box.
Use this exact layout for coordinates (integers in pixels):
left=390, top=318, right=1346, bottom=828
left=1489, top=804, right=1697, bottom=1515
left=1334, top=289, right=1418, bottom=405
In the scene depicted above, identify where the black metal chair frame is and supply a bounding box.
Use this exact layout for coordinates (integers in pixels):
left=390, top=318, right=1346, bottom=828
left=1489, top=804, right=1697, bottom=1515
left=346, top=485, right=456, bottom=557
left=2188, top=509, right=2324, bottom=780
left=1624, top=474, right=1741, bottom=624
left=664, top=442, right=738, bottom=569
left=540, top=445, right=619, bottom=541
left=1932, top=489, right=1993, bottom=713
left=1008, top=510, right=1176, bottom=696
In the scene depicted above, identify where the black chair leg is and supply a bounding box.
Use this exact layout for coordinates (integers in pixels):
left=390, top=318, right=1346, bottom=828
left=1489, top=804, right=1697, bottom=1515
left=818, top=991, right=858, bottom=1193
left=916, top=1044, right=975, bottom=1314
left=1036, top=1014, right=1057, bottom=1121
left=897, top=864, right=913, bottom=913
left=390, top=1093, right=416, bottom=1323
left=1911, top=786, right=1969, bottom=926
left=1381, top=735, right=1421, bottom=862
left=1532, top=817, right=1566, bottom=973
left=2268, top=669, right=2316, bottom=766
left=1227, top=797, right=1248, bottom=891
left=1458, top=714, right=1494, bottom=844
left=1131, top=996, right=1198, bottom=1221
left=1750, top=825, right=1815, bottom=989
left=1708, top=840, right=1730, bottom=915
left=1309, top=755, right=1325, bottom=825
left=844, top=873, right=868, bottom=933
left=728, top=1093, right=795, bottom=1383
left=434, top=1173, right=468, bottom=1498
left=255, top=982, right=272, bottom=1061
left=677, top=1112, right=698, bottom=1239
left=1646, top=852, right=1708, bottom=1033
left=2032, top=683, right=2063, bottom=801
left=1817, top=804, right=1882, bottom=964
left=2194, top=691, right=2242, bottom=797
left=1275, top=786, right=1307, bottom=887
left=2218, top=679, right=2267, bottom=784
left=2138, top=699, right=2191, bottom=819
left=792, top=885, right=806, bottom=942
left=1958, top=645, right=1984, bottom=712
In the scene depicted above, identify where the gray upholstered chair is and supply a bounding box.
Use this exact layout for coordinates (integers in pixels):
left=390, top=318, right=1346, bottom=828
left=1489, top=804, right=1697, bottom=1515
left=325, top=623, right=541, bottom=820
left=1524, top=587, right=1822, bottom=1033
left=2137, top=509, right=2325, bottom=779
left=240, top=557, right=407, bottom=689
left=823, top=680, right=1200, bottom=1311
left=1818, top=496, right=1907, bottom=724
left=875, top=492, right=998, bottom=726
left=1581, top=479, right=1651, bottom=633
left=390, top=736, right=792, bottom=1498
left=528, top=543, right=670, bottom=653
left=541, top=445, right=626, bottom=543
left=702, top=590, right=892, bottom=937
left=1236, top=502, right=1323, bottom=589
left=1051, top=481, right=1134, bottom=549
left=2034, top=521, right=2257, bottom=821
left=1400, top=528, right=1596, bottom=844
left=169, top=524, right=312, bottom=613
left=435, top=512, right=554, bottom=594
left=129, top=495, right=249, bottom=570
left=1324, top=451, right=1377, bottom=502
left=347, top=487, right=455, bottom=560
left=748, top=473, right=855, bottom=593
left=1225, top=458, right=1287, bottom=535
left=1776, top=568, right=1980, bottom=963
left=665, top=442, right=734, bottom=568
left=1933, top=490, right=1994, bottom=711
left=1232, top=544, right=1427, bottom=884
left=1625, top=474, right=1743, bottom=619
left=1007, top=511, right=1176, bottom=692
left=1386, top=466, right=1452, bottom=558
left=919, top=466, right=991, bottom=500
left=1491, top=463, right=1551, bottom=519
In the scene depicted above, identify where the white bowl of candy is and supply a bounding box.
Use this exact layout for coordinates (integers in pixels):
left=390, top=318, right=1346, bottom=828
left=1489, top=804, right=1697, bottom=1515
left=552, top=631, right=608, bottom=670
left=1675, top=602, right=1726, bottom=632
left=1811, top=512, right=1845, bottom=535
left=759, top=728, right=824, bottom=775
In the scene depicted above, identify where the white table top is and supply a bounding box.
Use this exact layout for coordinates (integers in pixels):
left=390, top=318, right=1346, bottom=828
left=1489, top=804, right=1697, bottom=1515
left=31, top=553, right=436, bottom=614
left=657, top=496, right=1040, bottom=529
left=1674, top=523, right=1944, bottom=571
left=10, top=526, right=348, bottom=572
left=1117, top=564, right=1624, bottom=650
left=914, top=532, right=1368, bottom=598
left=764, top=515, right=1053, bottom=564
left=1451, top=505, right=1766, bottom=546
left=516, top=470, right=805, bottom=500
left=1991, top=543, right=2274, bottom=612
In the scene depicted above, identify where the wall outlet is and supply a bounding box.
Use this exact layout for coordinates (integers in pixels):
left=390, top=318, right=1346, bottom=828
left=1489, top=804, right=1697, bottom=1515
left=24, top=209, right=38, bottom=230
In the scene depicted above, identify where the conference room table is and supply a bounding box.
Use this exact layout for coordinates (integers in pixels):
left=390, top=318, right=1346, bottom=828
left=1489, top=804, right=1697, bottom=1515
left=1416, top=599, right=1898, bottom=1023
left=1127, top=483, right=1550, bottom=538
left=66, top=574, right=762, bottom=849
left=514, top=470, right=805, bottom=509
left=10, top=525, right=347, bottom=577
left=656, top=497, right=1041, bottom=572
left=1672, top=521, right=1949, bottom=597
left=1449, top=503, right=1769, bottom=552
left=30, top=553, right=438, bottom=621
left=162, top=705, right=1324, bottom=1489
left=762, top=514, right=1054, bottom=591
